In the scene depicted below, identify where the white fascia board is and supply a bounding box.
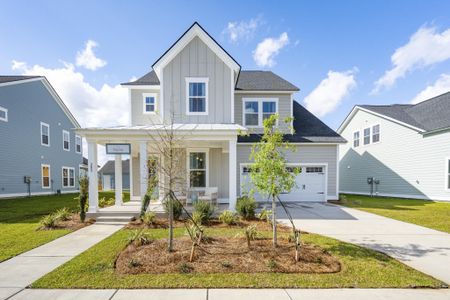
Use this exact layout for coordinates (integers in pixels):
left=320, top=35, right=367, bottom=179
left=0, top=77, right=43, bottom=88
left=123, top=85, right=160, bottom=90
left=234, top=90, right=295, bottom=94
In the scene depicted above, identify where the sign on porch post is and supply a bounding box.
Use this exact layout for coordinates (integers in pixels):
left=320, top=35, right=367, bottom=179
left=106, top=143, right=131, bottom=155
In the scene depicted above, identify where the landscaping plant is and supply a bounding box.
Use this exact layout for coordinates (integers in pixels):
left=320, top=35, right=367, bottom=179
left=141, top=212, right=156, bottom=226
left=258, top=207, right=272, bottom=223
left=219, top=210, right=238, bottom=225
left=54, top=207, right=71, bottom=221
left=39, top=213, right=59, bottom=229
left=78, top=176, right=88, bottom=222
left=127, top=229, right=153, bottom=247
left=236, top=196, right=257, bottom=220
left=244, top=224, right=258, bottom=248
left=193, top=200, right=214, bottom=224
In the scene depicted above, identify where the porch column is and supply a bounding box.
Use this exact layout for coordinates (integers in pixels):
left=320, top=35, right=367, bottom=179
left=114, top=154, right=123, bottom=206
left=129, top=155, right=134, bottom=199
left=228, top=137, right=237, bottom=211
left=87, top=141, right=98, bottom=213
left=139, top=141, right=148, bottom=200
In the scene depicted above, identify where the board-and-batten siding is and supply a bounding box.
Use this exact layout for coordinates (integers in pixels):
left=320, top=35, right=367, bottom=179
left=237, top=145, right=338, bottom=199
left=234, top=93, right=292, bottom=134
left=130, top=89, right=161, bottom=126
left=162, top=36, right=232, bottom=124
left=339, top=109, right=450, bottom=201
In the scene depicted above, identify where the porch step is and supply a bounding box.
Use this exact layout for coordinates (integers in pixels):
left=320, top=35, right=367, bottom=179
left=94, top=211, right=140, bottom=218
left=95, top=215, right=134, bottom=224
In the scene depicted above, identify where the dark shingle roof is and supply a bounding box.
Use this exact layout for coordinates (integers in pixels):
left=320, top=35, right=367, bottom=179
left=360, top=91, right=450, bottom=132
left=238, top=101, right=346, bottom=143
left=99, top=159, right=130, bottom=175
left=122, top=70, right=299, bottom=91
left=0, top=75, right=42, bottom=84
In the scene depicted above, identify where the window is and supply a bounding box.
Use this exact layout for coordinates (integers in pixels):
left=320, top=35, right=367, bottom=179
left=0, top=106, right=7, bottom=122
left=188, top=151, right=207, bottom=188
left=62, top=167, right=75, bottom=188
left=41, top=164, right=50, bottom=189
left=143, top=93, right=157, bottom=113
left=372, top=124, right=380, bottom=143
left=306, top=167, right=323, bottom=173
left=75, top=135, right=82, bottom=154
left=41, top=122, right=50, bottom=146
left=353, top=131, right=360, bottom=148
left=186, top=78, right=208, bottom=115
left=363, top=127, right=370, bottom=145
left=243, top=98, right=278, bottom=127
left=63, top=130, right=70, bottom=151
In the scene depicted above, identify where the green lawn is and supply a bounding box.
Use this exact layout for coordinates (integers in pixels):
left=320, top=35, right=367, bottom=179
left=0, top=191, right=129, bottom=262
left=339, top=194, right=450, bottom=233
left=32, top=227, right=444, bottom=289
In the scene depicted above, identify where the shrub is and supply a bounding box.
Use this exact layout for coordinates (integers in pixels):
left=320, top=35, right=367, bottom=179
left=99, top=197, right=114, bottom=208
left=258, top=208, right=272, bottom=223
left=141, top=211, right=156, bottom=226
left=127, top=230, right=153, bottom=247
left=236, top=196, right=257, bottom=220
left=79, top=176, right=88, bottom=222
left=244, top=224, right=258, bottom=247
left=54, top=207, right=71, bottom=221
left=178, top=262, right=194, bottom=274
left=193, top=200, right=214, bottom=224
left=266, top=259, right=278, bottom=270
left=218, top=210, right=238, bottom=225
left=39, top=214, right=59, bottom=229
left=163, top=198, right=183, bottom=220
left=191, top=211, right=204, bottom=226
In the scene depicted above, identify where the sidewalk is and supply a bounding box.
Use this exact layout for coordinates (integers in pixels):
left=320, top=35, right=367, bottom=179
left=4, top=288, right=450, bottom=300
left=0, top=223, right=123, bottom=300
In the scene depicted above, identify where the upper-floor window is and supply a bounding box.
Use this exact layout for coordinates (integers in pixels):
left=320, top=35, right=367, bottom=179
left=41, top=122, right=50, bottom=146
left=41, top=164, right=51, bottom=189
left=363, top=127, right=370, bottom=145
left=75, top=135, right=82, bottom=154
left=372, top=124, right=380, bottom=143
left=186, top=78, right=208, bottom=115
left=243, top=98, right=278, bottom=127
left=353, top=131, right=360, bottom=148
left=63, top=130, right=70, bottom=151
left=0, top=106, right=7, bottom=122
left=143, top=93, right=157, bottom=114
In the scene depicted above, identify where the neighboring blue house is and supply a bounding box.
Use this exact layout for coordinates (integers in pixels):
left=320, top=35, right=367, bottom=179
left=0, top=76, right=82, bottom=198
left=99, top=159, right=130, bottom=191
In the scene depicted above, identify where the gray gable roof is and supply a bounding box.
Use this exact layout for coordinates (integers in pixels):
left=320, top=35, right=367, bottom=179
left=99, top=159, right=130, bottom=175
left=122, top=70, right=298, bottom=91
left=238, top=101, right=345, bottom=143
left=360, top=91, right=450, bottom=133
left=0, top=75, right=42, bottom=84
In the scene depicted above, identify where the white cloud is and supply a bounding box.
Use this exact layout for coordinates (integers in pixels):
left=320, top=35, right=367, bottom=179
left=253, top=32, right=289, bottom=67
left=12, top=60, right=128, bottom=165
left=75, top=40, right=107, bottom=71
left=304, top=69, right=357, bottom=117
left=411, top=73, right=450, bottom=104
left=223, top=17, right=262, bottom=43
left=373, top=25, right=450, bottom=93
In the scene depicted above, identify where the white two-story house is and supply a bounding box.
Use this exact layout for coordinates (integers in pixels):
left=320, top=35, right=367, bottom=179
left=78, top=22, right=345, bottom=216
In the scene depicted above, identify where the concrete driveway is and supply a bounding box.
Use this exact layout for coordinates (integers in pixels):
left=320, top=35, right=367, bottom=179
left=277, top=202, right=450, bottom=284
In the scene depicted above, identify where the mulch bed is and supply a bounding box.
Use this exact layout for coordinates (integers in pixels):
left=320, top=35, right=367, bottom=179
left=38, top=214, right=94, bottom=231
left=115, top=236, right=341, bottom=275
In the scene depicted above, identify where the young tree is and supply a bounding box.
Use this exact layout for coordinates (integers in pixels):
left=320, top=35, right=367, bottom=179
left=78, top=176, right=89, bottom=222
left=249, top=114, right=298, bottom=247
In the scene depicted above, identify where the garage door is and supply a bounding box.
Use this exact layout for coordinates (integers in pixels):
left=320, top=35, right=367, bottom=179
left=240, top=165, right=326, bottom=202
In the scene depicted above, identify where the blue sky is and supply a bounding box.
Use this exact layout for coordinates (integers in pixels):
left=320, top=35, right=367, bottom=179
left=1, top=0, right=450, bottom=130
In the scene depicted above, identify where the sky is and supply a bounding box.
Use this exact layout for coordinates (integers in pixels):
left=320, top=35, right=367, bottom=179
left=1, top=0, right=450, bottom=163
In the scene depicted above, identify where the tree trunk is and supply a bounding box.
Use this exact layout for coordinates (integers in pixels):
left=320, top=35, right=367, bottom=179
left=272, top=195, right=277, bottom=247
left=168, top=193, right=174, bottom=252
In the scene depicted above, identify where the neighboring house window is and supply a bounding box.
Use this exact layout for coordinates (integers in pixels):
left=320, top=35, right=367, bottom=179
left=372, top=124, right=380, bottom=143
left=63, top=130, right=70, bottom=151
left=186, top=78, right=208, bottom=115
left=62, top=167, right=75, bottom=188
left=41, top=164, right=51, bottom=189
left=243, top=98, right=278, bottom=127
left=188, top=151, right=207, bottom=188
left=75, top=135, right=82, bottom=154
left=0, top=106, right=7, bottom=122
left=143, top=93, right=157, bottom=114
left=41, top=122, right=50, bottom=146
left=363, top=127, right=370, bottom=145
left=353, top=131, right=360, bottom=148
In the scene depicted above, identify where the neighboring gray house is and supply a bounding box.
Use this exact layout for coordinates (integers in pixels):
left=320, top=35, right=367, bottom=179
left=78, top=22, right=345, bottom=215
left=99, top=159, right=130, bottom=191
left=338, top=91, right=450, bottom=201
left=0, top=76, right=82, bottom=197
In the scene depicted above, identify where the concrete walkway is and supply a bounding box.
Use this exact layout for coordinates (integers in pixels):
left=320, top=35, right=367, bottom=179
left=277, top=202, right=450, bottom=284
left=0, top=223, right=123, bottom=300
left=4, top=288, right=450, bottom=300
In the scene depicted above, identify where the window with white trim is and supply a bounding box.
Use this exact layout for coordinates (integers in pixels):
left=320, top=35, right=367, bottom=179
left=41, top=122, right=50, bottom=146
left=62, top=167, right=75, bottom=188
left=41, top=164, right=50, bottom=189
left=372, top=124, right=380, bottom=143
left=63, top=130, right=70, bottom=151
left=143, top=93, right=157, bottom=113
left=189, top=152, right=207, bottom=188
left=75, top=135, right=82, bottom=154
left=243, top=98, right=278, bottom=127
left=186, top=78, right=208, bottom=114
left=353, top=131, right=360, bottom=148
left=363, top=127, right=370, bottom=145
left=0, top=106, right=7, bottom=122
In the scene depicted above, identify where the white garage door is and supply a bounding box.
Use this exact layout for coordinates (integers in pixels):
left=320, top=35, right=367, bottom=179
left=240, top=165, right=326, bottom=202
